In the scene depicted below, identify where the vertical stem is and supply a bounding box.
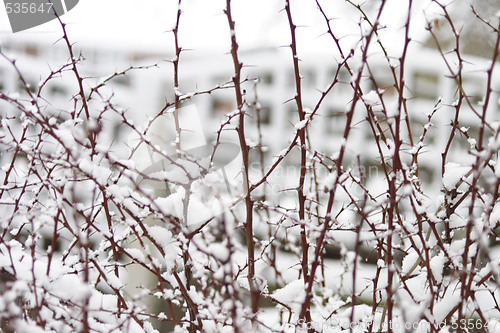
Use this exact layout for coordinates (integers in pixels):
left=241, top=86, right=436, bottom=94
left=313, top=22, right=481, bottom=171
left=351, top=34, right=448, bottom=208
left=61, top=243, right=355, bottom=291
left=171, top=2, right=198, bottom=330
left=299, top=0, right=387, bottom=323
left=224, top=0, right=259, bottom=317
left=284, top=0, right=312, bottom=326
left=173, top=0, right=182, bottom=153
left=55, top=18, right=96, bottom=151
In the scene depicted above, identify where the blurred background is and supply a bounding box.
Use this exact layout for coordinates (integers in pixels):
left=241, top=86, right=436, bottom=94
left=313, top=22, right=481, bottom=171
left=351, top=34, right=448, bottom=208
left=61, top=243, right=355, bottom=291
left=1, top=0, right=500, bottom=330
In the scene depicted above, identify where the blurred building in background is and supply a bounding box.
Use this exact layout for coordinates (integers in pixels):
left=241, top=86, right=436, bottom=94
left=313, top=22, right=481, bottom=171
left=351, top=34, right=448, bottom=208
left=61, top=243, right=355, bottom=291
left=2, top=26, right=500, bottom=268
left=1, top=26, right=499, bottom=189
left=2, top=3, right=500, bottom=329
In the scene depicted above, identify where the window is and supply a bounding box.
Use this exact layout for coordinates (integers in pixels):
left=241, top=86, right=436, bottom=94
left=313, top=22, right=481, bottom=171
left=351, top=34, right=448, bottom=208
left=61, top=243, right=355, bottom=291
left=255, top=104, right=272, bottom=125
left=462, top=77, right=484, bottom=107
left=111, top=75, right=131, bottom=87
left=248, top=145, right=269, bottom=165
left=260, top=72, right=274, bottom=85
left=41, top=235, right=62, bottom=252
left=49, top=84, right=67, bottom=97
left=287, top=105, right=298, bottom=123
left=17, top=79, right=37, bottom=94
left=326, top=66, right=351, bottom=96
left=412, top=71, right=439, bottom=100
left=327, top=66, right=350, bottom=84
left=302, top=68, right=316, bottom=89
left=212, top=98, right=234, bottom=118
left=410, top=120, right=435, bottom=145
left=367, top=69, right=396, bottom=97
left=326, top=108, right=347, bottom=136
left=287, top=68, right=317, bottom=89
left=25, top=45, right=39, bottom=57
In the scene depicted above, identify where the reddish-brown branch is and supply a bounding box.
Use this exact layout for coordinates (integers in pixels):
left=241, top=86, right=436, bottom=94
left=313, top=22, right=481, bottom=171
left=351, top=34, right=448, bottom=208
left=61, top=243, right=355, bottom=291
left=224, top=0, right=259, bottom=318
left=284, top=0, right=311, bottom=326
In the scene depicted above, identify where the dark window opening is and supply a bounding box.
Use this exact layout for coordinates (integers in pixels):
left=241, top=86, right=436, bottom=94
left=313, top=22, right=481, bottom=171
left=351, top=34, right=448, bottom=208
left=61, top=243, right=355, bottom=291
left=25, top=45, right=39, bottom=57
left=413, top=71, right=439, bottom=100
left=49, top=85, right=67, bottom=97
left=212, top=98, right=234, bottom=118
left=256, top=104, right=272, bottom=125
left=260, top=72, right=274, bottom=85
left=111, top=75, right=131, bottom=87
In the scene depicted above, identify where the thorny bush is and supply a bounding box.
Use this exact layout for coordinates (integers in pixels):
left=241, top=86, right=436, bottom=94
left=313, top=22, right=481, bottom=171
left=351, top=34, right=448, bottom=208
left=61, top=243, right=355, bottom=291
left=1, top=0, right=500, bottom=332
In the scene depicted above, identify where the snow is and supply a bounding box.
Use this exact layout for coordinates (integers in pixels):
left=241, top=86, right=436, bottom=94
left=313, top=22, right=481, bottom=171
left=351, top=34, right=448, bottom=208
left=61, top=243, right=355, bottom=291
left=294, top=119, right=308, bottom=131
left=402, top=249, right=420, bottom=275
left=87, top=119, right=100, bottom=132
left=146, top=225, right=173, bottom=249
left=51, top=274, right=91, bottom=303
left=54, top=127, right=77, bottom=150
left=105, top=273, right=123, bottom=290
left=490, top=203, right=500, bottom=227
left=442, top=162, right=470, bottom=191
left=468, top=137, right=477, bottom=149
left=362, top=90, right=380, bottom=107
left=78, top=157, right=112, bottom=185
left=206, top=243, right=230, bottom=262
left=433, top=287, right=462, bottom=322
left=125, top=248, right=146, bottom=263
left=121, top=198, right=140, bottom=216
left=488, top=133, right=500, bottom=151
left=430, top=252, right=446, bottom=284
left=321, top=171, right=337, bottom=192
left=271, top=279, right=305, bottom=305
left=1, top=0, right=500, bottom=331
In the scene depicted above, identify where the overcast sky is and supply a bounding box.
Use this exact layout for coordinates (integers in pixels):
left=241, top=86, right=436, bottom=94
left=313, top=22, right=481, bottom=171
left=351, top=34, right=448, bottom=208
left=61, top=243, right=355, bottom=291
left=0, top=0, right=436, bottom=49
left=0, top=0, right=438, bottom=56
